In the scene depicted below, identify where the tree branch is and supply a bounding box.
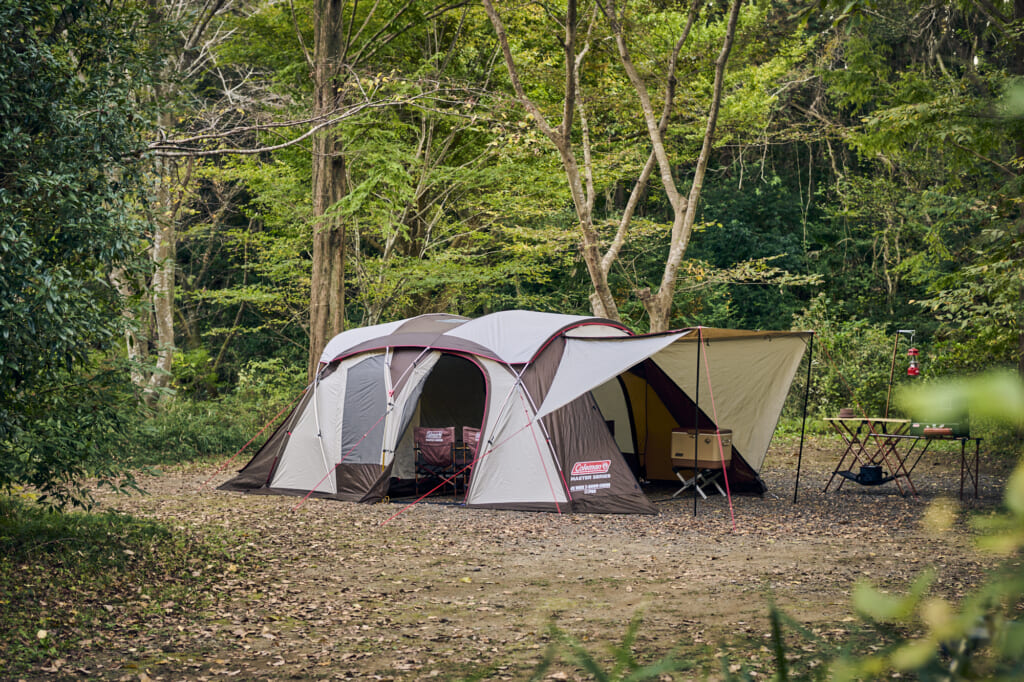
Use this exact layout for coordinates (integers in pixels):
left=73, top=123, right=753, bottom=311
left=146, top=93, right=436, bottom=158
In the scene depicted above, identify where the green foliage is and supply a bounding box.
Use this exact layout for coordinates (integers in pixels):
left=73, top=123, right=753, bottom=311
left=121, top=357, right=305, bottom=466
left=0, top=497, right=241, bottom=676
left=816, top=0, right=1024, bottom=372
left=2, top=363, right=143, bottom=509
left=529, top=614, right=688, bottom=682
left=789, top=295, right=896, bottom=418
left=171, top=348, right=220, bottom=399
left=0, top=0, right=156, bottom=504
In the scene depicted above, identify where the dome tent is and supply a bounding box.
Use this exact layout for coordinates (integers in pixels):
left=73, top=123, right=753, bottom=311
left=220, top=310, right=811, bottom=514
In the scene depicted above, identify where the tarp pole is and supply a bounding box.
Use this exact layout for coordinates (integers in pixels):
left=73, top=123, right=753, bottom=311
left=693, top=328, right=702, bottom=516
left=793, top=333, right=815, bottom=504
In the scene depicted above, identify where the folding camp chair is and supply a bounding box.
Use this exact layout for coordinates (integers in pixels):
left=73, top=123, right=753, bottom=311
left=456, top=426, right=481, bottom=492
left=414, top=426, right=456, bottom=496
left=670, top=428, right=732, bottom=500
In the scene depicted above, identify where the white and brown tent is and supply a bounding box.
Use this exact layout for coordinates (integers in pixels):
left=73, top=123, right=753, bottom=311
left=220, top=310, right=811, bottom=514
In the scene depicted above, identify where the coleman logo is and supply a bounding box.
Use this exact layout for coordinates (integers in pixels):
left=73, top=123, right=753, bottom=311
left=571, top=460, right=611, bottom=476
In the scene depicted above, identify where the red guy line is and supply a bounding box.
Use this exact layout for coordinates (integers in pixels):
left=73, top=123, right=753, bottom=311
left=698, top=330, right=737, bottom=532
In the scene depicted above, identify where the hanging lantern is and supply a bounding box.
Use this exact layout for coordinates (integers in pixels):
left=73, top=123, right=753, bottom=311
left=907, top=347, right=920, bottom=377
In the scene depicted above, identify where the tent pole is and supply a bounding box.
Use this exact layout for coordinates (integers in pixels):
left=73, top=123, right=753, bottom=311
left=693, top=328, right=702, bottom=516
left=519, top=380, right=574, bottom=505
left=793, top=333, right=815, bottom=504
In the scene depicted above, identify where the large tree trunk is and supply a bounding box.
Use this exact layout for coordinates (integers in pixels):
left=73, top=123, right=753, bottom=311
left=308, top=0, right=349, bottom=380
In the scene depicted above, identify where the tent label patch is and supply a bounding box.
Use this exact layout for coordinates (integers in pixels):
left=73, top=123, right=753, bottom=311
left=571, top=460, right=611, bottom=476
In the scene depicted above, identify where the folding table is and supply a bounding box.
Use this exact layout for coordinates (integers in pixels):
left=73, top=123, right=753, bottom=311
left=823, top=417, right=917, bottom=496
left=864, top=432, right=983, bottom=500
left=824, top=417, right=982, bottom=499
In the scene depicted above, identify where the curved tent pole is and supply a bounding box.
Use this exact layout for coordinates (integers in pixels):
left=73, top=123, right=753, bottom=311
left=486, top=359, right=570, bottom=512
left=517, top=371, right=574, bottom=506
left=793, top=333, right=815, bottom=504
left=516, top=388, right=563, bottom=513
left=291, top=409, right=390, bottom=511
left=382, top=348, right=393, bottom=470
left=294, top=347, right=434, bottom=511
left=311, top=363, right=333, bottom=485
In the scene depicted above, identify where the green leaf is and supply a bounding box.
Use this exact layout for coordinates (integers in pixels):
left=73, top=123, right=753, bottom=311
left=852, top=570, right=935, bottom=622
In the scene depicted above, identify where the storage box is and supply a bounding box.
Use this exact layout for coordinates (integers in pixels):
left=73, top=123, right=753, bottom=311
left=671, top=429, right=732, bottom=469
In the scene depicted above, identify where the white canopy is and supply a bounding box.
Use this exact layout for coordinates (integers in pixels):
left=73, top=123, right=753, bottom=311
left=534, top=328, right=811, bottom=472
left=533, top=331, right=692, bottom=420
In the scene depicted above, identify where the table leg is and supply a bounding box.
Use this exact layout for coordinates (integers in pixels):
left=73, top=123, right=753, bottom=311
left=959, top=438, right=965, bottom=500
left=825, top=422, right=868, bottom=493
left=825, top=437, right=858, bottom=492
left=974, top=439, right=980, bottom=498
left=875, top=435, right=917, bottom=497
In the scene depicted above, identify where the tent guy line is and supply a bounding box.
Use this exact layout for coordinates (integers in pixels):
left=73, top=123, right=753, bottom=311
left=380, top=416, right=554, bottom=525
left=698, top=328, right=737, bottom=531
left=200, top=390, right=306, bottom=490
left=292, top=409, right=390, bottom=511
left=518, top=387, right=565, bottom=514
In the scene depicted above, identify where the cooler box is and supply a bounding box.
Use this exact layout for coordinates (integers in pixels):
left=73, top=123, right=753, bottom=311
left=671, top=429, right=733, bottom=469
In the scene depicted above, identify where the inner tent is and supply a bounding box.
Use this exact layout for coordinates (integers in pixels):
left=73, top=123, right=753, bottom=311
left=389, top=353, right=486, bottom=481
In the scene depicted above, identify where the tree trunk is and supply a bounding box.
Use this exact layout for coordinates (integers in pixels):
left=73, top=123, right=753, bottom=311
left=308, top=0, right=349, bottom=380
left=110, top=266, right=148, bottom=387
left=632, top=0, right=742, bottom=332
left=482, top=0, right=619, bottom=322
left=144, top=123, right=181, bottom=405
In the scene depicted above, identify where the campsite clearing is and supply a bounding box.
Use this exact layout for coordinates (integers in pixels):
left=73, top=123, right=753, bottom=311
left=70, top=439, right=1007, bottom=680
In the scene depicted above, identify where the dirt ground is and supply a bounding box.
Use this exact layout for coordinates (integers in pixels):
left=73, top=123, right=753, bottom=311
left=65, top=439, right=1009, bottom=680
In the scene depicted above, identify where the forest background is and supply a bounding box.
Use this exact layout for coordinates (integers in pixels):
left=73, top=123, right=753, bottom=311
left=1, top=0, right=1022, bottom=505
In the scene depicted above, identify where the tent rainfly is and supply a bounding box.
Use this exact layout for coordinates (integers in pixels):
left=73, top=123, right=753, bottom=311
left=220, top=310, right=812, bottom=514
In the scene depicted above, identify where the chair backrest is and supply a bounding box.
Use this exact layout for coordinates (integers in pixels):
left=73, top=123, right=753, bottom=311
left=414, top=426, right=455, bottom=467
left=461, top=426, right=481, bottom=461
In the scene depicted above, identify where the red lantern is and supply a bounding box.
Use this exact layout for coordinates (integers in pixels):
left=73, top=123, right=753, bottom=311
left=907, top=347, right=920, bottom=377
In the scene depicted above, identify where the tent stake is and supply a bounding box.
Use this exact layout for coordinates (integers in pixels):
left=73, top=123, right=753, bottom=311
left=793, top=333, right=815, bottom=504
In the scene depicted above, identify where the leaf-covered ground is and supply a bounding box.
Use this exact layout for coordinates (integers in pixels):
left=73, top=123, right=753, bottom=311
left=25, top=439, right=1012, bottom=680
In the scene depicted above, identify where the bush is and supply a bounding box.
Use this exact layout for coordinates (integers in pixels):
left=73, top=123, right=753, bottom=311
left=788, top=294, right=897, bottom=419
left=121, top=357, right=306, bottom=466
left=0, top=362, right=141, bottom=509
